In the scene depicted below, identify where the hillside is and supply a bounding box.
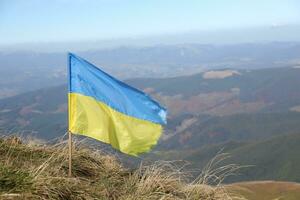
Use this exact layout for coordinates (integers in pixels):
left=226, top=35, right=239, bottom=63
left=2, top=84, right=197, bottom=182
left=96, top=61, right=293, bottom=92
left=1, top=67, right=300, bottom=183
left=161, top=112, right=300, bottom=150
left=128, top=67, right=300, bottom=116
left=0, top=137, right=243, bottom=200
left=0, top=85, right=67, bottom=139
left=228, top=181, right=300, bottom=200
left=153, top=133, right=300, bottom=183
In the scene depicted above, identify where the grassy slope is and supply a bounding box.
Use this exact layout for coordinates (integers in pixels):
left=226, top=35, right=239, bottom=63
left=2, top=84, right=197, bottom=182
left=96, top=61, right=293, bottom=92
left=2, top=137, right=300, bottom=200
left=0, top=137, right=242, bottom=200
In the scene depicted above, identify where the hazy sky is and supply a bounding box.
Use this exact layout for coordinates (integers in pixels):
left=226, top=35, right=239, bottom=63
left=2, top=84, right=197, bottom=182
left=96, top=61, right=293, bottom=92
left=1, top=0, right=300, bottom=46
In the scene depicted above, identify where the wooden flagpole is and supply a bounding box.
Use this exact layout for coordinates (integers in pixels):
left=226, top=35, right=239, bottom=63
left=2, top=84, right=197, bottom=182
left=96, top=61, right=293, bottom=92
left=68, top=130, right=72, bottom=177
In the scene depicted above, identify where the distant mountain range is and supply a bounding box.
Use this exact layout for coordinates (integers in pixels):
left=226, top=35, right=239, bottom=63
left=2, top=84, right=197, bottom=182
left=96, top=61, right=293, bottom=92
left=1, top=66, right=300, bottom=183
left=0, top=42, right=300, bottom=99
left=3, top=25, right=300, bottom=52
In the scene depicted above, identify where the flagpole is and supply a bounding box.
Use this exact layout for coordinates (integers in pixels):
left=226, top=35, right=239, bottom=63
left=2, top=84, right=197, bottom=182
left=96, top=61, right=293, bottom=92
left=67, top=53, right=72, bottom=177
left=68, top=130, right=72, bottom=177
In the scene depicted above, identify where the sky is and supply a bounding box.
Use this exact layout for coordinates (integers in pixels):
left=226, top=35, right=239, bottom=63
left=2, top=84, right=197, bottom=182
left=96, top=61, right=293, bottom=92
left=0, top=0, right=300, bottom=47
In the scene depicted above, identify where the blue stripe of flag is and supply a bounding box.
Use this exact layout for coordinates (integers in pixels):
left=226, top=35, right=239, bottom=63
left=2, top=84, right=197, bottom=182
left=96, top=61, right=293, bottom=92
left=68, top=53, right=167, bottom=125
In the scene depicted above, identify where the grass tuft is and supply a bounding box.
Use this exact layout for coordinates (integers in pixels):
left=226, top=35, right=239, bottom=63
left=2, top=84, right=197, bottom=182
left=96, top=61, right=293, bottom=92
left=0, top=137, right=246, bottom=200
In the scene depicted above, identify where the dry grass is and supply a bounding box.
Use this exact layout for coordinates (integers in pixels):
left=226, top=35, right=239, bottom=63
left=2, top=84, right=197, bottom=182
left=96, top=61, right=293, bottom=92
left=0, top=136, right=246, bottom=200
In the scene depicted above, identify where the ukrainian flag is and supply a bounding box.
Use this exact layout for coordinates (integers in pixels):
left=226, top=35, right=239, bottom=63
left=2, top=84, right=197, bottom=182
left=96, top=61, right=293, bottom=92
left=68, top=53, right=167, bottom=156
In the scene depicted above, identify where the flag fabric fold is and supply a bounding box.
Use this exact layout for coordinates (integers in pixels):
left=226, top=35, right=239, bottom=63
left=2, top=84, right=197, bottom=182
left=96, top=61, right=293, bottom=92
left=68, top=53, right=167, bottom=156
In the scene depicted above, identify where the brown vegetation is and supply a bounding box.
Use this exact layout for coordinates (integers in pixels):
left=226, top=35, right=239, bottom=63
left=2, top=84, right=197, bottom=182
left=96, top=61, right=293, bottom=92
left=0, top=136, right=245, bottom=200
